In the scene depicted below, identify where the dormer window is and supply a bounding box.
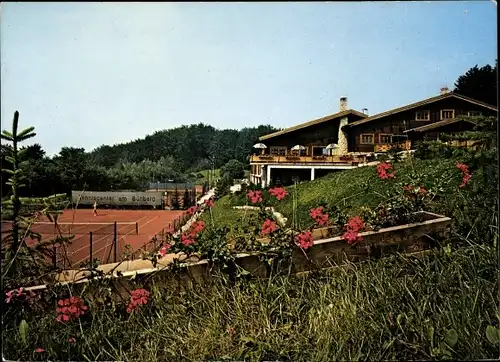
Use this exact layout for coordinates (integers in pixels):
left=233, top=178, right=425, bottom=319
left=415, top=110, right=430, bottom=121
left=440, top=109, right=455, bottom=120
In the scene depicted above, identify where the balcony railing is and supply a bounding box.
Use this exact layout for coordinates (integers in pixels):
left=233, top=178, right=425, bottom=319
left=250, top=154, right=368, bottom=165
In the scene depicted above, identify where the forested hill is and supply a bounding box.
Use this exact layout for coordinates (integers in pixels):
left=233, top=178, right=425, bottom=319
left=89, top=123, right=277, bottom=171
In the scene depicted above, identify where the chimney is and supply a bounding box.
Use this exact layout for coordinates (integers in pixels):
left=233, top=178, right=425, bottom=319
left=362, top=108, right=368, bottom=115
left=340, top=96, right=348, bottom=112
left=440, top=87, right=450, bottom=95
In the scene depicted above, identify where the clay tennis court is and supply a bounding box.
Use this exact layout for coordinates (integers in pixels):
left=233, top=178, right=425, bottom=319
left=2, top=209, right=186, bottom=268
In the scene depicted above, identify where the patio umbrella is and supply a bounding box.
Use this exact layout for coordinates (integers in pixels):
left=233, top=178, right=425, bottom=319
left=253, top=143, right=267, bottom=149
left=325, top=143, right=339, bottom=150
left=291, top=145, right=306, bottom=151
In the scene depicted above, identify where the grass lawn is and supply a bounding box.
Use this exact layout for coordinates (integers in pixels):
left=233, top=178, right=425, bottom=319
left=3, top=243, right=497, bottom=361
left=196, top=168, right=221, bottom=183
left=200, top=195, right=259, bottom=239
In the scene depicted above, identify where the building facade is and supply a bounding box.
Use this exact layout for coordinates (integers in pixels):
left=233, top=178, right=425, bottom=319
left=250, top=89, right=497, bottom=187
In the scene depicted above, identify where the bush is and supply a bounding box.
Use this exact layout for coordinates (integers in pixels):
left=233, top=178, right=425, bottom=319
left=220, top=159, right=245, bottom=180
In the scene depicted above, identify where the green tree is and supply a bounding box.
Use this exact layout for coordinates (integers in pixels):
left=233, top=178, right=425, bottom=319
left=454, top=62, right=497, bottom=106
left=220, top=159, right=245, bottom=180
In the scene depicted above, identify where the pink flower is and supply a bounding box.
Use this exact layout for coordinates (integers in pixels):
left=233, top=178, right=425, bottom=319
left=127, top=289, right=150, bottom=313
left=159, top=243, right=172, bottom=256
left=5, top=290, right=15, bottom=304
left=204, top=198, right=215, bottom=208
left=268, top=187, right=289, bottom=201
left=68, top=337, right=76, bottom=343
left=247, top=190, right=263, bottom=204
left=56, top=296, right=87, bottom=323
left=261, top=219, right=279, bottom=235
left=377, top=162, right=395, bottom=179
left=34, top=348, right=45, bottom=353
left=4, top=287, right=36, bottom=304
left=295, top=231, right=314, bottom=249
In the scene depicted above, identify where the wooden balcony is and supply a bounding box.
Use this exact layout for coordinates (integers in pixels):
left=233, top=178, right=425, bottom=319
left=374, top=141, right=412, bottom=153
left=250, top=154, right=368, bottom=165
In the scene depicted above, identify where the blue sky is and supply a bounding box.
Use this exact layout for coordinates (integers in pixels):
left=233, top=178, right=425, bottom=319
left=1, top=2, right=497, bottom=156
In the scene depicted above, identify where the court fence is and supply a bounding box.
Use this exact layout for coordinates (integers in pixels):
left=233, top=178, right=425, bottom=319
left=2, top=213, right=191, bottom=269
left=48, top=222, right=139, bottom=269
left=125, top=212, right=190, bottom=261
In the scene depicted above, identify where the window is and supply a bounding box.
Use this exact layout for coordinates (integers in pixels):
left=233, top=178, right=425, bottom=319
left=270, top=146, right=286, bottom=156
left=379, top=134, right=392, bottom=144
left=440, top=109, right=455, bottom=120
left=467, top=110, right=482, bottom=117
left=360, top=134, right=374, bottom=144
left=415, top=110, right=430, bottom=121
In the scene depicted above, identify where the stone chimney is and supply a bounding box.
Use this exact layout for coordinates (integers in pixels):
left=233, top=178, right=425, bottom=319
left=440, top=87, right=450, bottom=95
left=362, top=108, right=368, bottom=115
left=340, top=97, right=348, bottom=112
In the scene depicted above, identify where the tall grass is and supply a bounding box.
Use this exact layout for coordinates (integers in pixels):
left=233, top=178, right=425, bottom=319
left=3, top=244, right=498, bottom=361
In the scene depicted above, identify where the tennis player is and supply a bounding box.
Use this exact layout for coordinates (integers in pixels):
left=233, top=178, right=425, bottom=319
left=93, top=201, right=98, bottom=216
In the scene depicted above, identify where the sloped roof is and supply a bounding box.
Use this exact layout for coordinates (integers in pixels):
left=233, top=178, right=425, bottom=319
left=345, top=92, right=497, bottom=129
left=404, top=118, right=477, bottom=133
left=259, top=109, right=367, bottom=141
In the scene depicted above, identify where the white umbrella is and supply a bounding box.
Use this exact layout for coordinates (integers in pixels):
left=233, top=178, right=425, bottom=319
left=291, top=145, right=306, bottom=151
left=325, top=143, right=338, bottom=149
left=253, top=143, right=267, bottom=149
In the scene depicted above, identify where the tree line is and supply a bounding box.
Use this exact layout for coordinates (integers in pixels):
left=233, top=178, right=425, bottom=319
left=1, top=124, right=277, bottom=198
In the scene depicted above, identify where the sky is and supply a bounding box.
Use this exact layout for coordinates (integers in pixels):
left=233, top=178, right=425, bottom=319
left=1, top=2, right=497, bottom=156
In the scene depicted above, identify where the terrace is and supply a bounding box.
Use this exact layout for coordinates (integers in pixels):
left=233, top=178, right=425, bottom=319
left=250, top=152, right=368, bottom=165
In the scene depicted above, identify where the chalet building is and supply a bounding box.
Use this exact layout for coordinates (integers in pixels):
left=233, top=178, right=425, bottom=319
left=250, top=88, right=497, bottom=187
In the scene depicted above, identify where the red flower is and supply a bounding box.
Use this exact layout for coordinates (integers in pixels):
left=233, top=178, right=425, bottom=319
left=342, top=229, right=362, bottom=244
left=68, top=337, right=76, bottom=343
left=261, top=219, right=279, bottom=235
left=456, top=162, right=472, bottom=188
left=460, top=173, right=471, bottom=188
left=204, top=198, right=215, bottom=208
left=127, top=289, right=150, bottom=313
left=342, top=216, right=365, bottom=245
left=180, top=233, right=196, bottom=246
left=418, top=187, right=427, bottom=194
left=186, top=206, right=200, bottom=216
left=34, top=348, right=45, bottom=353
left=55, top=296, right=87, bottom=323
left=295, top=231, right=314, bottom=249
left=456, top=162, right=469, bottom=174
left=159, top=243, right=172, bottom=256
left=247, top=190, right=263, bottom=204
left=190, top=220, right=206, bottom=234
left=268, top=187, right=289, bottom=201
left=403, top=184, right=414, bottom=192
left=377, top=162, right=395, bottom=179
left=309, top=207, right=329, bottom=226
left=347, top=216, right=365, bottom=231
